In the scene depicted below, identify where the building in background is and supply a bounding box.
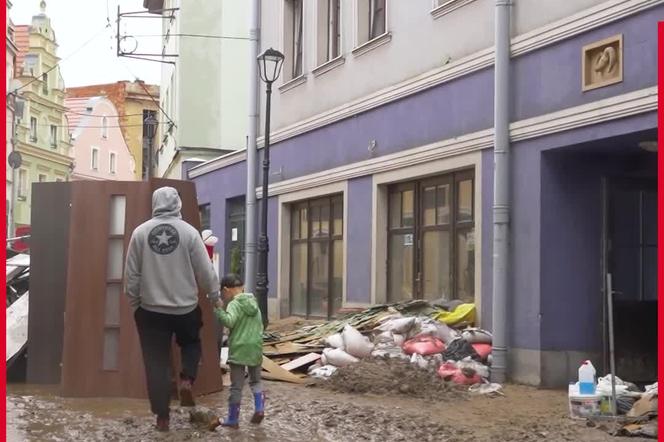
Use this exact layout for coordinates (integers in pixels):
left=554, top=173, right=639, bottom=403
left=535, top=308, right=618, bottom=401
left=143, top=0, right=251, bottom=178
left=6, top=0, right=17, bottom=234
left=189, top=0, right=659, bottom=387
left=65, top=96, right=136, bottom=181
left=12, top=1, right=73, bottom=229
left=65, top=80, right=159, bottom=181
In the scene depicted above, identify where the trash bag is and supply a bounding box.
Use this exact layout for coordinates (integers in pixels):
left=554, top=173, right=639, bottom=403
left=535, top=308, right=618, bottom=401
left=442, top=338, right=480, bottom=361
left=417, top=318, right=459, bottom=344
left=409, top=353, right=429, bottom=370
left=373, top=330, right=395, bottom=344
left=402, top=334, right=445, bottom=356
left=323, top=348, right=359, bottom=367
left=437, top=362, right=458, bottom=380
left=461, top=328, right=492, bottom=344
left=471, top=343, right=492, bottom=361
left=392, top=334, right=405, bottom=347
left=433, top=303, right=476, bottom=327
left=325, top=333, right=345, bottom=350
left=342, top=325, right=374, bottom=359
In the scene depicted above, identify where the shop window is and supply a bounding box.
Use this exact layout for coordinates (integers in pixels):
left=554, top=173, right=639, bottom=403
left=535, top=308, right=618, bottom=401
left=290, top=195, right=343, bottom=318
left=387, top=170, right=474, bottom=303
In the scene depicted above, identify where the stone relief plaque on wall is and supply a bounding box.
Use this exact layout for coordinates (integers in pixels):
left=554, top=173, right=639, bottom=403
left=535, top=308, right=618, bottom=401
left=582, top=34, right=623, bottom=92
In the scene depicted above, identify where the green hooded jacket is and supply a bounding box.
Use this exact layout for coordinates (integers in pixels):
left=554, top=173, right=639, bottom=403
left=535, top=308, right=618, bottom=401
left=214, top=293, right=263, bottom=367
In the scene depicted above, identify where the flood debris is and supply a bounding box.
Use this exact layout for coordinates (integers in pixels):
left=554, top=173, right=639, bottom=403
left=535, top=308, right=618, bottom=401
left=262, top=300, right=499, bottom=397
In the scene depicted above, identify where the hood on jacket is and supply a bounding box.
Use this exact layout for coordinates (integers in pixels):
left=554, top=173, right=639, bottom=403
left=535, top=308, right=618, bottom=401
left=233, top=293, right=260, bottom=317
left=152, top=187, right=182, bottom=218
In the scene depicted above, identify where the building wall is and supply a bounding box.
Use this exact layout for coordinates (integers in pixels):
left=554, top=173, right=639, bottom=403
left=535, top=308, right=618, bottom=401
left=157, top=0, right=250, bottom=179
left=13, top=14, right=73, bottom=227
left=258, top=0, right=608, bottom=135
left=190, top=1, right=660, bottom=381
left=6, top=5, right=16, bottom=231
left=68, top=99, right=135, bottom=181
left=65, top=81, right=160, bottom=180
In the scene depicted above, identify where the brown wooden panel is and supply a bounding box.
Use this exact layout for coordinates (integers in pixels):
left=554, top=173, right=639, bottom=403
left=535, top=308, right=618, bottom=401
left=58, top=180, right=221, bottom=397
left=27, top=182, right=71, bottom=385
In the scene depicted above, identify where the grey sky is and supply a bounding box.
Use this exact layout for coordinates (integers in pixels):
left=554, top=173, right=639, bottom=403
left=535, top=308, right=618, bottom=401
left=11, top=0, right=162, bottom=87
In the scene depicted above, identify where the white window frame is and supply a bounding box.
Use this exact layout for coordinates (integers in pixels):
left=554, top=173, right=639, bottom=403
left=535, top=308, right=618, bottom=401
left=49, top=124, right=57, bottom=148
left=430, top=0, right=477, bottom=20
left=91, top=146, right=100, bottom=171
left=101, top=115, right=108, bottom=139
left=314, top=0, right=345, bottom=76
left=277, top=182, right=350, bottom=318
left=109, top=151, right=117, bottom=174
left=17, top=169, right=28, bottom=199
left=29, top=117, right=37, bottom=142
left=352, top=0, right=391, bottom=57
left=282, top=0, right=305, bottom=83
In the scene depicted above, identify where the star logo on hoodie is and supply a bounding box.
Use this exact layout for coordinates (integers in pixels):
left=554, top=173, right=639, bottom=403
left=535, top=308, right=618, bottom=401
left=148, top=224, right=180, bottom=255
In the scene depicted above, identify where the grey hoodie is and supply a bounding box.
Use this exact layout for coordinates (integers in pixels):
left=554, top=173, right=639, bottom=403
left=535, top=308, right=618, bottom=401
left=124, top=187, right=219, bottom=315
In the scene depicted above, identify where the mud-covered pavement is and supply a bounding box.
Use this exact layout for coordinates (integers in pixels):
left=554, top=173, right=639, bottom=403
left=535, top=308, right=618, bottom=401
left=7, top=382, right=651, bottom=442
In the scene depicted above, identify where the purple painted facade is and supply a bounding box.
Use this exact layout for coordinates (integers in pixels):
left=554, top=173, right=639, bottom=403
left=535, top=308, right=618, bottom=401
left=189, top=7, right=659, bottom=384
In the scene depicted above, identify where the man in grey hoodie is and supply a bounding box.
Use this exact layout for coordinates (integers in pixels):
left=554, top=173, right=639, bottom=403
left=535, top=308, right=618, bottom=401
left=124, top=187, right=219, bottom=432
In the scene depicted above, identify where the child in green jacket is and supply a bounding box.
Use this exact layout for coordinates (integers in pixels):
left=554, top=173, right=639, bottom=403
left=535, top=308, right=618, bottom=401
left=209, top=274, right=264, bottom=430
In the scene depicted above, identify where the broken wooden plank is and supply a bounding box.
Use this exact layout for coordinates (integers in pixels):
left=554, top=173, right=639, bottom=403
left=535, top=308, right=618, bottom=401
left=261, top=356, right=309, bottom=384
left=280, top=352, right=321, bottom=372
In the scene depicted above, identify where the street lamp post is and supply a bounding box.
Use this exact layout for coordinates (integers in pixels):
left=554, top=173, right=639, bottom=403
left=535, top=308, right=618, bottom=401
left=144, top=113, right=158, bottom=180
left=255, top=48, right=285, bottom=326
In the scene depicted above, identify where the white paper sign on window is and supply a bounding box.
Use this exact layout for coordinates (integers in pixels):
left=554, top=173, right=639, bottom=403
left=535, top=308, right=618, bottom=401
left=404, top=234, right=413, bottom=247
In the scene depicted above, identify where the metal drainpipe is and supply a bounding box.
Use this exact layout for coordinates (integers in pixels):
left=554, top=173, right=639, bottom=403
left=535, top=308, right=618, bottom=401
left=244, top=0, right=260, bottom=291
left=491, top=0, right=512, bottom=384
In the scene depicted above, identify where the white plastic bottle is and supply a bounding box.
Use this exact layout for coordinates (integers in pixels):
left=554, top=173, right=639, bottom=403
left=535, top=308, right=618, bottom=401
left=578, top=360, right=596, bottom=395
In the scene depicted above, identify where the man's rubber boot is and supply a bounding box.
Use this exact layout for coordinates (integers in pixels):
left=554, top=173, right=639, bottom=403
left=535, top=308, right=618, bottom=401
left=156, top=416, right=170, bottom=432
left=250, top=392, right=265, bottom=424
left=220, top=404, right=241, bottom=429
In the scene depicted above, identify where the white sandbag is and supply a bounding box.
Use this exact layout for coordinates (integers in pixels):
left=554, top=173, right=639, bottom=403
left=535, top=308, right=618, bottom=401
left=320, top=353, right=328, bottom=365
left=392, top=333, right=405, bottom=347
left=457, top=358, right=490, bottom=379
left=325, top=333, right=345, bottom=350
left=418, top=318, right=459, bottom=344
left=342, top=325, right=374, bottom=358
left=323, top=348, right=359, bottom=367
left=309, top=364, right=338, bottom=379
left=373, top=330, right=395, bottom=344
left=410, top=353, right=429, bottom=370
left=461, top=328, right=493, bottom=344
left=376, top=317, right=416, bottom=335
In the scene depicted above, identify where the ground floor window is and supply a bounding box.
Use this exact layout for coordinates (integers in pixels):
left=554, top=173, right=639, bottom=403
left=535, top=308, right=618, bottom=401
left=387, top=169, right=475, bottom=303
left=290, top=195, right=343, bottom=319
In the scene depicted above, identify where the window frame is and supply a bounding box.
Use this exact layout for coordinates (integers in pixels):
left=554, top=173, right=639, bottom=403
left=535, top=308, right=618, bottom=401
left=17, top=169, right=28, bottom=199
left=101, top=115, right=108, bottom=139
left=386, top=169, right=475, bottom=303
left=109, top=151, right=117, bottom=174
left=30, top=117, right=38, bottom=142
left=49, top=124, right=57, bottom=148
left=289, top=194, right=344, bottom=319
left=91, top=147, right=100, bottom=171
left=291, top=0, right=304, bottom=79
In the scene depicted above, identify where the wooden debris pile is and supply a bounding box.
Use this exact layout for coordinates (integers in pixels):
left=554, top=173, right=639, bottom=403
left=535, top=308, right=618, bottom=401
left=260, top=300, right=437, bottom=383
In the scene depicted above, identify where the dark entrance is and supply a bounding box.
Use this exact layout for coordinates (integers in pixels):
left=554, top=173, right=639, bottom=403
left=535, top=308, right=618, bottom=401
left=226, top=197, right=246, bottom=280
left=606, top=177, right=657, bottom=384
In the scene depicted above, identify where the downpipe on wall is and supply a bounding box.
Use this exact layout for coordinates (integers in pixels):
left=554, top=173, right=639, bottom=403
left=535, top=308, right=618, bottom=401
left=491, top=0, right=512, bottom=384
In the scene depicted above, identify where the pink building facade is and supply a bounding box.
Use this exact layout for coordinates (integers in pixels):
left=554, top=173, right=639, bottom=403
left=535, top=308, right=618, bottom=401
left=65, top=97, right=135, bottom=181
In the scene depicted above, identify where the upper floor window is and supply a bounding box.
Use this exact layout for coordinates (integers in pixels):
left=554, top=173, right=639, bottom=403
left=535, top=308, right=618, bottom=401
left=91, top=147, right=99, bottom=171
left=102, top=116, right=108, bottom=139
left=42, top=73, right=48, bottom=94
left=30, top=117, right=38, bottom=142
left=18, top=169, right=28, bottom=198
left=357, top=0, right=387, bottom=47
left=284, top=0, right=304, bottom=80
left=317, top=0, right=341, bottom=66
left=50, top=125, right=57, bottom=148
left=109, top=152, right=117, bottom=174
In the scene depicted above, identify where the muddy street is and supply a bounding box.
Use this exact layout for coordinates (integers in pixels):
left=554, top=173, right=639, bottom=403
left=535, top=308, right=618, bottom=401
left=7, top=382, right=651, bottom=442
